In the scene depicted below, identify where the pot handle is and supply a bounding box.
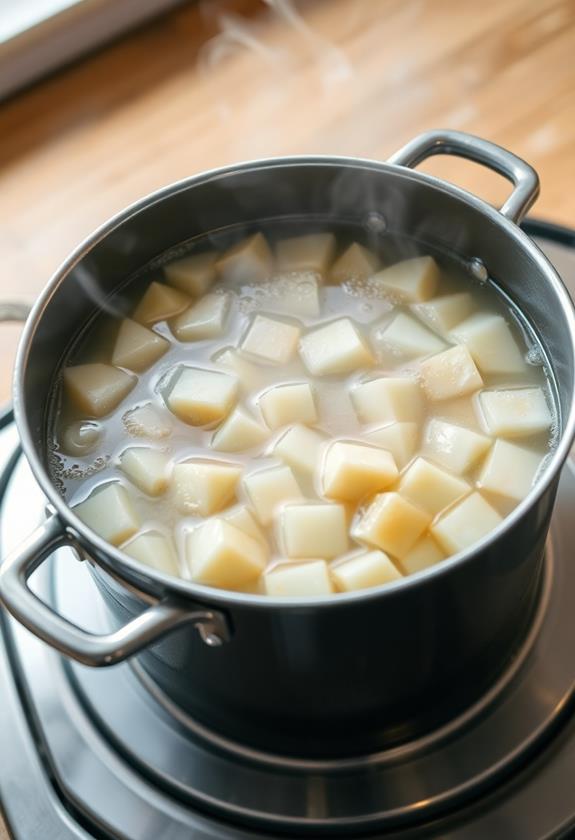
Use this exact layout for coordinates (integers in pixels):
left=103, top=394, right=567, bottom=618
left=388, top=129, right=539, bottom=224
left=0, top=514, right=231, bottom=666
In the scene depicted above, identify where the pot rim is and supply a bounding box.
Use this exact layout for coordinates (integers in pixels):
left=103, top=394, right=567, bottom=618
left=14, top=153, right=575, bottom=610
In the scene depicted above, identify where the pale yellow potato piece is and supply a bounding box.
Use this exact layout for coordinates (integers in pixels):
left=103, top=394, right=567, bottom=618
left=212, top=347, right=263, bottom=393
left=376, top=312, right=446, bottom=358
left=264, top=560, right=334, bottom=596
left=122, top=530, right=179, bottom=576
left=366, top=422, right=419, bottom=469
left=243, top=464, right=304, bottom=525
left=186, top=519, right=267, bottom=588
left=220, top=504, right=268, bottom=547
left=329, top=242, right=379, bottom=284
left=111, top=318, right=170, bottom=372
left=422, top=418, right=492, bottom=475
left=431, top=492, right=502, bottom=554
left=419, top=345, right=483, bottom=401
left=352, top=492, right=431, bottom=559
left=241, top=315, right=301, bottom=364
left=165, top=366, right=238, bottom=426
left=164, top=251, right=217, bottom=297
left=259, top=382, right=317, bottom=429
left=73, top=482, right=140, bottom=546
left=211, top=406, right=268, bottom=452
left=412, top=291, right=475, bottom=335
left=477, top=439, right=543, bottom=503
left=332, top=549, right=402, bottom=592
left=64, top=363, right=136, bottom=418
left=216, top=232, right=273, bottom=283
left=351, top=376, right=424, bottom=425
left=170, top=293, right=230, bottom=342
left=173, top=460, right=241, bottom=515
left=268, top=272, right=321, bottom=317
left=478, top=388, right=553, bottom=438
left=300, top=318, right=373, bottom=376
left=119, top=447, right=171, bottom=496
left=275, top=233, right=336, bottom=275
left=322, top=441, right=398, bottom=502
left=399, top=457, right=469, bottom=517
left=279, top=503, right=348, bottom=559
left=123, top=403, right=172, bottom=439
left=133, top=281, right=190, bottom=325
left=434, top=396, right=482, bottom=430
left=273, top=424, right=326, bottom=476
left=399, top=535, right=444, bottom=575
left=371, top=256, right=439, bottom=302
left=60, top=421, right=102, bottom=456
left=451, top=313, right=526, bottom=375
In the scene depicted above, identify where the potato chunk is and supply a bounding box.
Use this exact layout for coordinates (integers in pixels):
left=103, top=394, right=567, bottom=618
left=212, top=347, right=263, bottom=393
left=399, top=457, right=469, bottom=517
left=375, top=312, right=446, bottom=358
left=264, top=560, right=334, bottom=597
left=400, top=535, right=444, bottom=575
left=173, top=460, right=241, bottom=515
left=133, top=281, right=190, bottom=325
left=165, top=366, right=238, bottom=426
left=332, top=549, right=402, bottom=592
left=164, top=251, right=217, bottom=297
left=431, top=492, right=502, bottom=554
left=322, top=441, right=398, bottom=502
left=112, top=319, right=170, bottom=372
left=64, top=363, right=136, bottom=418
left=259, top=382, right=317, bottom=429
left=366, top=422, right=419, bottom=469
left=451, top=313, right=526, bottom=375
left=330, top=242, right=379, bottom=284
left=186, top=519, right=267, bottom=588
left=275, top=233, right=336, bottom=275
left=119, top=447, right=170, bottom=496
left=351, top=376, right=424, bottom=424
left=243, top=464, right=304, bottom=525
left=220, top=504, right=268, bottom=547
left=412, top=291, right=474, bottom=335
left=352, top=492, right=431, bottom=559
left=478, top=388, right=553, bottom=438
left=422, top=418, right=492, bottom=475
left=216, top=232, right=273, bottom=284
left=123, top=530, right=179, bottom=576
left=123, top=403, right=172, bottom=439
left=419, top=345, right=483, bottom=401
left=73, top=483, right=140, bottom=546
left=279, top=503, right=348, bottom=559
left=477, top=439, right=543, bottom=503
left=170, top=293, right=230, bottom=342
left=211, top=406, right=268, bottom=452
left=371, top=256, right=439, bottom=302
left=273, top=424, right=326, bottom=475
left=241, top=315, right=301, bottom=364
left=300, top=318, right=373, bottom=376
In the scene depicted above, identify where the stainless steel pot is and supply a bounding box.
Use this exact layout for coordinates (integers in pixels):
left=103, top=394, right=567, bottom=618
left=2, top=130, right=575, bottom=758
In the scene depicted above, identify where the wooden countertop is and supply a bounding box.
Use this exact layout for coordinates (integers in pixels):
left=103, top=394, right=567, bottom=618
left=1, top=0, right=575, bottom=834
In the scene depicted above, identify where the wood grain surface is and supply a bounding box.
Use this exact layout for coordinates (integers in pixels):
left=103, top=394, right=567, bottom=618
left=1, top=0, right=575, bottom=834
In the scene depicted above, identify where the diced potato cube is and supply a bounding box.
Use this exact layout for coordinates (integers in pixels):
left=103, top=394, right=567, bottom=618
left=400, top=535, right=444, bottom=575
left=478, top=388, right=553, bottom=438
left=64, top=363, right=136, bottom=418
left=322, top=441, right=398, bottom=502
left=220, top=504, right=268, bottom=547
left=366, top=422, right=419, bottom=469
left=216, top=232, right=273, bottom=284
left=243, top=464, right=304, bottom=525
left=264, top=560, right=334, bottom=596
left=352, top=492, right=431, bottom=558
left=164, top=251, right=217, bottom=297
left=279, top=503, right=348, bottom=559
left=73, top=482, right=140, bottom=546
left=451, top=313, right=526, bottom=375
left=300, top=318, right=373, bottom=376
left=173, top=460, right=241, bottom=515
left=375, top=312, right=446, bottom=358
left=351, top=376, right=424, bottom=424
left=133, top=281, right=190, bottom=325
left=119, top=447, right=171, bottom=496
left=241, top=315, right=300, bottom=364
left=399, top=457, right=469, bottom=516
left=422, top=418, right=492, bottom=475
left=371, top=256, right=439, bottom=302
left=332, top=549, right=402, bottom=592
left=259, top=382, right=317, bottom=429
left=412, top=292, right=475, bottom=335
left=477, top=439, right=543, bottom=503
left=211, top=406, right=268, bottom=452
left=212, top=347, right=263, bottom=393
left=431, top=492, right=502, bottom=554
left=273, top=424, right=326, bottom=475
left=123, top=403, right=172, bottom=439
left=275, top=233, right=336, bottom=275
left=122, top=530, right=179, bottom=576
left=419, top=345, right=483, bottom=401
left=433, top=396, right=482, bottom=430
left=165, top=366, right=238, bottom=426
left=269, top=272, right=321, bottom=317
left=186, top=519, right=267, bottom=588
left=330, top=242, right=379, bottom=284
left=170, top=293, right=230, bottom=342
left=111, top=319, right=170, bottom=373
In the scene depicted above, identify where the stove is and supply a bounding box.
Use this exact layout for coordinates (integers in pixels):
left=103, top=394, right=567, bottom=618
left=2, top=221, right=575, bottom=840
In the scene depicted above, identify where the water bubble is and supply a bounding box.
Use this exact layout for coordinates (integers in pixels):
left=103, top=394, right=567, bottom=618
left=525, top=345, right=544, bottom=366
left=364, top=212, right=387, bottom=234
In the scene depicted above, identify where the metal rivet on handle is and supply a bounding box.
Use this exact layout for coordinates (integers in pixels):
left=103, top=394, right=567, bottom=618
left=469, top=257, right=489, bottom=282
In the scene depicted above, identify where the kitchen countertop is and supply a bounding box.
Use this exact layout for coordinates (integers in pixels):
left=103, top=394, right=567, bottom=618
left=1, top=0, right=575, bottom=836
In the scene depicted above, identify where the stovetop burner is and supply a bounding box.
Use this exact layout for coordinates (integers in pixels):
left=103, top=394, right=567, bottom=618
left=2, top=221, right=575, bottom=840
